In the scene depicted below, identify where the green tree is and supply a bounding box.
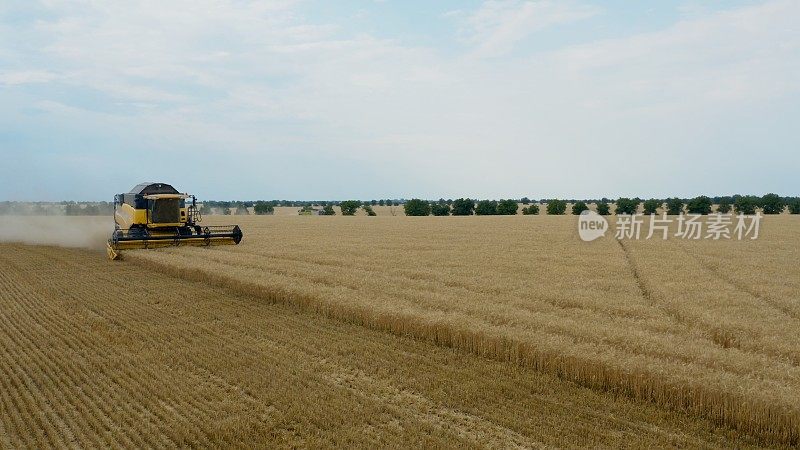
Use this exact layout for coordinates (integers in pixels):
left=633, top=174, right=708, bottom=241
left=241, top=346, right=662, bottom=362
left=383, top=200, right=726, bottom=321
left=340, top=200, right=361, bottom=216
left=717, top=197, right=732, bottom=213
left=520, top=197, right=530, bottom=205
left=686, top=196, right=713, bottom=215
left=787, top=198, right=800, bottom=214
left=430, top=203, right=451, bottom=216
left=475, top=200, right=498, bottom=215
left=254, top=201, right=274, bottom=215
left=546, top=199, right=567, bottom=215
left=322, top=205, right=336, bottom=215
left=642, top=199, right=661, bottom=215
left=734, top=196, right=758, bottom=215
left=403, top=199, right=431, bottom=216
left=760, top=193, right=785, bottom=214
left=666, top=198, right=684, bottom=215
left=615, top=198, right=640, bottom=215
left=378, top=199, right=385, bottom=206
left=497, top=199, right=518, bottom=215
left=451, top=198, right=475, bottom=216
left=521, top=204, right=539, bottom=215
left=571, top=201, right=588, bottom=215
left=595, top=201, right=610, bottom=215
left=362, top=205, right=377, bottom=216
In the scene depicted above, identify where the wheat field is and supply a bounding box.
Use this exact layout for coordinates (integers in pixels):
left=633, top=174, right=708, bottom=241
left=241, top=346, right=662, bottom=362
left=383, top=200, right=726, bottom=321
left=0, top=242, right=770, bottom=448
left=120, top=214, right=800, bottom=445
left=1, top=215, right=798, bottom=446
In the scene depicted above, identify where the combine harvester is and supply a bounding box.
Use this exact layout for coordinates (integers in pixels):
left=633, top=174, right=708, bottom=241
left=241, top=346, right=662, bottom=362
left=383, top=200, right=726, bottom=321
left=107, top=182, right=243, bottom=260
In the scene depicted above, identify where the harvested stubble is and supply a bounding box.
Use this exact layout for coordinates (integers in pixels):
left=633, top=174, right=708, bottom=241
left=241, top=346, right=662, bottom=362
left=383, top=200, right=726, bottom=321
left=0, top=244, right=763, bottom=447
left=127, top=215, right=800, bottom=445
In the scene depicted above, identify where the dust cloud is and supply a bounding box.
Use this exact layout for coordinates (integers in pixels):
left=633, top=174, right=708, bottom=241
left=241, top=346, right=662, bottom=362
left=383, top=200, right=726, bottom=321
left=0, top=216, right=112, bottom=250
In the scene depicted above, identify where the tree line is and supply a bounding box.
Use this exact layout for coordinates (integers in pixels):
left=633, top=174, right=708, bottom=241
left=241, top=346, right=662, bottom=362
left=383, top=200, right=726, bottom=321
left=2, top=195, right=798, bottom=217
left=398, top=194, right=800, bottom=216
left=201, top=200, right=400, bottom=216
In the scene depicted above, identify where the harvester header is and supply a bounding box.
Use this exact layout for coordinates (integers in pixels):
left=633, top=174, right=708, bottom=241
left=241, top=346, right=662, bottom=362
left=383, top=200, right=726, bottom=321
left=107, top=182, right=243, bottom=260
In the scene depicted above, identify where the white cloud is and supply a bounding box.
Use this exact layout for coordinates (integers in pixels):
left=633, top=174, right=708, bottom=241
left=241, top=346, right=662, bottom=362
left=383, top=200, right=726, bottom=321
left=0, top=70, right=59, bottom=85
left=552, top=0, right=800, bottom=106
left=453, top=0, right=599, bottom=58
left=0, top=0, right=798, bottom=199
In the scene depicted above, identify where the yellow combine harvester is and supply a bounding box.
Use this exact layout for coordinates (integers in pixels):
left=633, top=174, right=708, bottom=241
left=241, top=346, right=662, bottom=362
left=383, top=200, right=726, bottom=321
left=107, top=182, right=243, bottom=260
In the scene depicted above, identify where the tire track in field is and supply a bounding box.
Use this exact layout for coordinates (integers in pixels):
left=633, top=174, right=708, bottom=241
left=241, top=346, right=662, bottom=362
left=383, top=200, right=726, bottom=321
left=618, top=240, right=800, bottom=366
left=615, top=240, right=695, bottom=329
left=677, top=247, right=800, bottom=366
left=680, top=247, right=800, bottom=320
left=616, top=239, right=756, bottom=352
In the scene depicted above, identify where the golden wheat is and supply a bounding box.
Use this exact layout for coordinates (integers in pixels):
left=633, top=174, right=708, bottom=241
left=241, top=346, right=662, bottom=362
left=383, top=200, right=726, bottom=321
left=121, top=214, right=800, bottom=445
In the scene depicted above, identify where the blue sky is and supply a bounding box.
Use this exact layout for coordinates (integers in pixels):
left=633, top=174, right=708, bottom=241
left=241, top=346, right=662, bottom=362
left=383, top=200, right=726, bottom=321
left=0, top=0, right=798, bottom=201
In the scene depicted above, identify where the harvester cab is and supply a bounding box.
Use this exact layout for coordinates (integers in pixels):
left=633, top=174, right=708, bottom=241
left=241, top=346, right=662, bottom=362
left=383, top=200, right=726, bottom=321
left=107, top=182, right=243, bottom=260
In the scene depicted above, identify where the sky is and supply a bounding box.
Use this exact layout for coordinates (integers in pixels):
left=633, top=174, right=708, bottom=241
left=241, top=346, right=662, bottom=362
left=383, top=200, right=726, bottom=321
left=0, top=0, right=798, bottom=201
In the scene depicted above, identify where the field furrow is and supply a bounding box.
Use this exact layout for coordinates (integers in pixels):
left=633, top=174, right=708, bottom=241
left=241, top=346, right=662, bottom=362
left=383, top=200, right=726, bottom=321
left=0, top=268, right=153, bottom=447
